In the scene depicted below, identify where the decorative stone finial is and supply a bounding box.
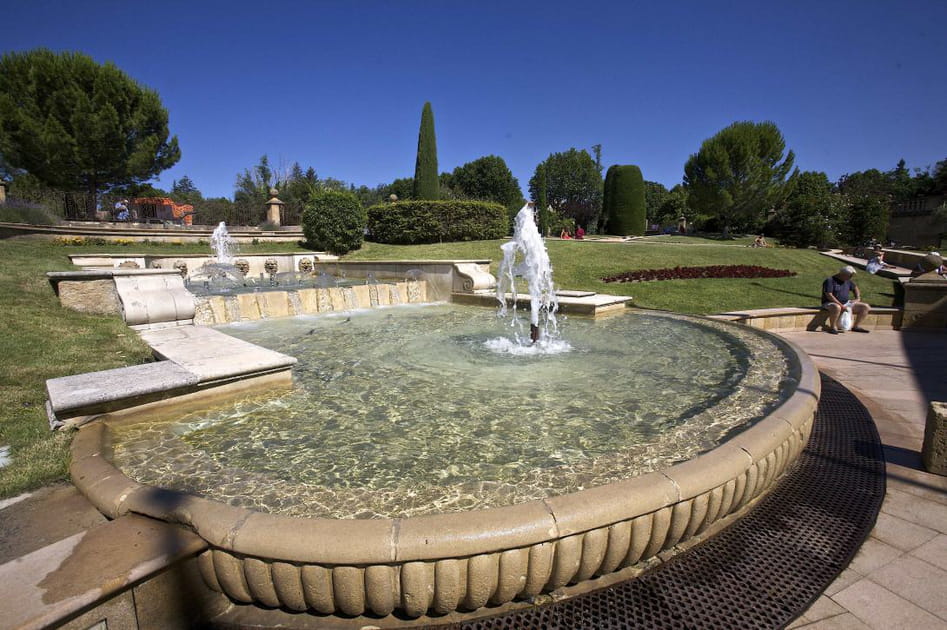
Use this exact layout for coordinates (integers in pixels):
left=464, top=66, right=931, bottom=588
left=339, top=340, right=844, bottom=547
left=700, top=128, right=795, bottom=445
left=269, top=187, right=279, bottom=197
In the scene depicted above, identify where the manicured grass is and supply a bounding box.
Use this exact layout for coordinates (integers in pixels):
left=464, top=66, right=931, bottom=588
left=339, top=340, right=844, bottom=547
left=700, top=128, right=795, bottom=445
left=346, top=237, right=899, bottom=314
left=0, top=239, right=155, bottom=497
left=0, top=234, right=899, bottom=498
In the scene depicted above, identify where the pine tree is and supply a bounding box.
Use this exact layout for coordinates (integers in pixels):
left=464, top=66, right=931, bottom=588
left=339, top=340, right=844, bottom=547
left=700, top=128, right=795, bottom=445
left=412, top=102, right=439, bottom=200
left=0, top=48, right=180, bottom=217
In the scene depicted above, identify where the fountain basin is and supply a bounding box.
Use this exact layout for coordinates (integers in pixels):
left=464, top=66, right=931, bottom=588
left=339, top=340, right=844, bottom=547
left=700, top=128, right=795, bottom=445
left=70, top=308, right=819, bottom=620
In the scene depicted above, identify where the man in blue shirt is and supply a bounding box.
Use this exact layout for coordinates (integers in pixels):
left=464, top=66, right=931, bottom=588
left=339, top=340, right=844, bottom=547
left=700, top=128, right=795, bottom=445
left=822, top=265, right=871, bottom=334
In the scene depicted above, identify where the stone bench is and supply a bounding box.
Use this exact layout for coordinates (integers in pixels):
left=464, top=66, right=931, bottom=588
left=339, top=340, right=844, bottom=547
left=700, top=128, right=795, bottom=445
left=712, top=306, right=903, bottom=332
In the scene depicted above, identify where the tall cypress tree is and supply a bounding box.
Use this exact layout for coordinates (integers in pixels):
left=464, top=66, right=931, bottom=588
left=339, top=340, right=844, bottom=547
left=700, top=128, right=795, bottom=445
left=412, top=102, right=439, bottom=200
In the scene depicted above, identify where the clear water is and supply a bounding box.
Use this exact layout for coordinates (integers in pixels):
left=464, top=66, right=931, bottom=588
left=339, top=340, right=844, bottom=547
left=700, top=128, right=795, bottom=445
left=110, top=305, right=796, bottom=519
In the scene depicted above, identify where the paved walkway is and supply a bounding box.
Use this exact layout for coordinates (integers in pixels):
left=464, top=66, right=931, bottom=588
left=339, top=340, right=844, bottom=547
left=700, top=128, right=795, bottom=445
left=778, top=329, right=947, bottom=629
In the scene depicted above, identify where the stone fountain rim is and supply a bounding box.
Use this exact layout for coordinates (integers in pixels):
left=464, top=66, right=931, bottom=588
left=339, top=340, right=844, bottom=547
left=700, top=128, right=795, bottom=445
left=70, top=314, right=819, bottom=567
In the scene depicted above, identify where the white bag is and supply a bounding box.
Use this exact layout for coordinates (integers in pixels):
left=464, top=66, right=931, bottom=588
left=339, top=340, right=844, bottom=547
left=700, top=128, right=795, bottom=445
left=838, top=308, right=853, bottom=331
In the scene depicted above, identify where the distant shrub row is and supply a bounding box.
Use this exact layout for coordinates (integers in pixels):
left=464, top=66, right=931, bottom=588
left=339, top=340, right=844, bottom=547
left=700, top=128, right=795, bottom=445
left=602, top=265, right=797, bottom=283
left=367, top=200, right=508, bottom=245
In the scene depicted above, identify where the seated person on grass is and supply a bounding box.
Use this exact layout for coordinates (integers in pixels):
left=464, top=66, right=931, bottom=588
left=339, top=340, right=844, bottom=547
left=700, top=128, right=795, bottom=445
left=822, top=265, right=871, bottom=334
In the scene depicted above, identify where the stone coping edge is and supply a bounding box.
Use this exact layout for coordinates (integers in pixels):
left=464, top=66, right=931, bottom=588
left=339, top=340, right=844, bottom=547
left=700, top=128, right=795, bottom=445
left=70, top=320, right=819, bottom=618
left=713, top=306, right=903, bottom=332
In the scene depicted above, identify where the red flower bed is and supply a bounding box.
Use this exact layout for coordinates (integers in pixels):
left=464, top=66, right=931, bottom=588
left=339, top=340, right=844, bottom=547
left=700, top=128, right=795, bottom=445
left=602, top=265, right=797, bottom=283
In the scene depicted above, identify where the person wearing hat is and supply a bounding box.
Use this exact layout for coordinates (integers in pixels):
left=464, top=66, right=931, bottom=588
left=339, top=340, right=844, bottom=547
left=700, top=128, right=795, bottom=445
left=822, top=265, right=871, bottom=334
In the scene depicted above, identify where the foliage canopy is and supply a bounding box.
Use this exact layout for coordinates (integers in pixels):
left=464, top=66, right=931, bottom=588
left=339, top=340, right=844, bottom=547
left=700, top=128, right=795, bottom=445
left=0, top=49, right=180, bottom=212
left=528, top=148, right=603, bottom=232
left=683, top=121, right=796, bottom=234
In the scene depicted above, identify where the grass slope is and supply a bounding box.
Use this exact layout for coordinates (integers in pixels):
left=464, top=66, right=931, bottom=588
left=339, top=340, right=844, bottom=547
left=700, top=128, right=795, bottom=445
left=346, top=238, right=899, bottom=314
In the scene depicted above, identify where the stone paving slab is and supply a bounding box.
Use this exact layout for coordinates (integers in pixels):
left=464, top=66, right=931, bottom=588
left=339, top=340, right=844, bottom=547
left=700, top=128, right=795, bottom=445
left=0, top=514, right=206, bottom=630
left=832, top=578, right=947, bottom=629
left=139, top=325, right=296, bottom=382
left=0, top=484, right=106, bottom=565
left=778, top=329, right=947, bottom=628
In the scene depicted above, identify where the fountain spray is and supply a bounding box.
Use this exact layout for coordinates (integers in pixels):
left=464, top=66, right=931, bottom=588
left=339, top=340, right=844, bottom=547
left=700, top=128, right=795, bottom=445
left=210, top=222, right=236, bottom=265
left=496, top=202, right=560, bottom=345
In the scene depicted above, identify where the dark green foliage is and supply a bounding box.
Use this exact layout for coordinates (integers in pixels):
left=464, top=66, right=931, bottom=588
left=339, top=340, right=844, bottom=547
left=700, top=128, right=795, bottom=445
left=684, top=121, right=796, bottom=235
left=192, top=197, right=237, bottom=226
left=0, top=49, right=180, bottom=216
left=658, top=185, right=691, bottom=227
left=383, top=177, right=414, bottom=202
left=449, top=155, right=524, bottom=226
left=768, top=171, right=842, bottom=247
left=842, top=194, right=889, bottom=246
left=535, top=164, right=549, bottom=236
left=528, top=148, right=603, bottom=232
left=603, top=165, right=646, bottom=235
left=302, top=189, right=366, bottom=255
left=836, top=168, right=890, bottom=200
left=367, top=200, right=507, bottom=244
left=171, top=175, right=202, bottom=204
left=233, top=155, right=277, bottom=225
left=644, top=181, right=670, bottom=225
left=602, top=166, right=617, bottom=231
left=413, top=102, right=438, bottom=200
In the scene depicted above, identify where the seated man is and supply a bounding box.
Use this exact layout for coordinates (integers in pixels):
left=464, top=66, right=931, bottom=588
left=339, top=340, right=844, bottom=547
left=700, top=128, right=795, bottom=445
left=822, top=265, right=871, bottom=334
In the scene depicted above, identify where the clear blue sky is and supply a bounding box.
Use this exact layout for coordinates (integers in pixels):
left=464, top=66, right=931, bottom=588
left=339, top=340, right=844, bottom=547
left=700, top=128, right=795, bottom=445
left=3, top=0, right=945, bottom=199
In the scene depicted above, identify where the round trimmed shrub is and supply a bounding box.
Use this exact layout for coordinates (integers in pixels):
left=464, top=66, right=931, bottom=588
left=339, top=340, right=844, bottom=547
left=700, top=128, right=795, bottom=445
left=366, top=200, right=508, bottom=244
left=302, top=189, right=366, bottom=255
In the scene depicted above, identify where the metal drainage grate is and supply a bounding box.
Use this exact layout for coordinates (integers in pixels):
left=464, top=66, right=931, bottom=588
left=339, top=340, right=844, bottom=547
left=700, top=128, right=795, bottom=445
left=438, top=373, right=886, bottom=630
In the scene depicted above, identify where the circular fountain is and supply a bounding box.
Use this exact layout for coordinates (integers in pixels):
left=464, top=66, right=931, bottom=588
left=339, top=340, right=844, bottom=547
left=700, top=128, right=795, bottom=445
left=71, top=206, right=820, bottom=623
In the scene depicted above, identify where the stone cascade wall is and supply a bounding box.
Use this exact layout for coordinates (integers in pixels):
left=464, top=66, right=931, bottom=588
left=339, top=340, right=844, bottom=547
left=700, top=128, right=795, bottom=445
left=193, top=281, right=428, bottom=325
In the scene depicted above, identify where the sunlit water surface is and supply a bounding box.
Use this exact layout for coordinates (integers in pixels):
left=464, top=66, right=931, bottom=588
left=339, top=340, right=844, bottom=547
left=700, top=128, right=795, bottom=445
left=111, top=305, right=796, bottom=518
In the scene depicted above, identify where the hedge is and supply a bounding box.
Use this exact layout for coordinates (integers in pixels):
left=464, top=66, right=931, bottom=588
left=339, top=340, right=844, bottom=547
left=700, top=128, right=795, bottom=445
left=302, top=189, right=366, bottom=255
left=367, top=200, right=509, bottom=244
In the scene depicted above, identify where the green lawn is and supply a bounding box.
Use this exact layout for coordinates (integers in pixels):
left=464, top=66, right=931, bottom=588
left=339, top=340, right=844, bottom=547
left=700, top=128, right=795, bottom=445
left=346, top=237, right=899, bottom=314
left=0, top=234, right=899, bottom=498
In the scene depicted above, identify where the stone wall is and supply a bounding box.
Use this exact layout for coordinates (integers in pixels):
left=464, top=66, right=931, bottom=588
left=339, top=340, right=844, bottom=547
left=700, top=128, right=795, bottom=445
left=192, top=281, right=428, bottom=325
left=55, top=278, right=122, bottom=315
